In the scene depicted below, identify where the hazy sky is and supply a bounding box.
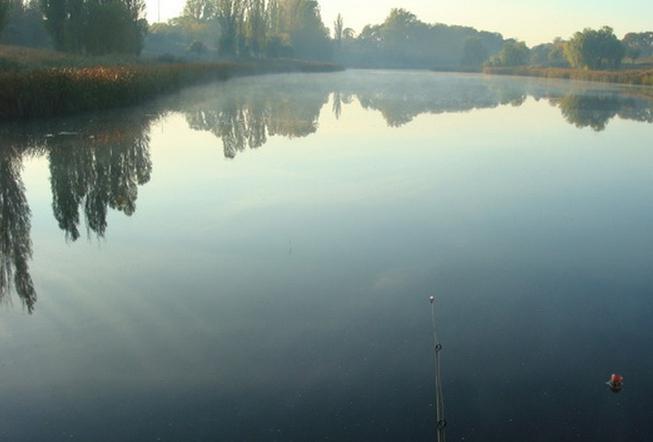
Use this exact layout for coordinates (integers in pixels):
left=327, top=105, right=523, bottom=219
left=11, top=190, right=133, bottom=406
left=145, top=0, right=652, bottom=46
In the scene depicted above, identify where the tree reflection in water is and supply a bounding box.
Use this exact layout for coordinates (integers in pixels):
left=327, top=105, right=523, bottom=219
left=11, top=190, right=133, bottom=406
left=47, top=116, right=152, bottom=240
left=182, top=73, right=653, bottom=160
left=1, top=73, right=652, bottom=311
left=0, top=112, right=155, bottom=312
left=0, top=147, right=36, bottom=312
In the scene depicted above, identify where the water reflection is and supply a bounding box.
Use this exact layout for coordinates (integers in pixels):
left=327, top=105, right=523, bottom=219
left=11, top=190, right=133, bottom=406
left=183, top=80, right=328, bottom=158
left=0, top=147, right=35, bottom=312
left=0, top=72, right=652, bottom=311
left=180, top=73, right=653, bottom=158
left=47, top=117, right=152, bottom=240
left=0, top=112, right=155, bottom=311
left=555, top=94, right=653, bottom=131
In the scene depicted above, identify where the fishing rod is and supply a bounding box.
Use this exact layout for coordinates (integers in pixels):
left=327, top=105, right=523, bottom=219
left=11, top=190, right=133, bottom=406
left=429, top=295, right=447, bottom=442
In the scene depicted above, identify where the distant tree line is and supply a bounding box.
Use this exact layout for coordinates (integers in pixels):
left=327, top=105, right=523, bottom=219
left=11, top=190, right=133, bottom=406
left=487, top=27, right=652, bottom=71
left=333, top=8, right=504, bottom=69
left=1, top=0, right=652, bottom=69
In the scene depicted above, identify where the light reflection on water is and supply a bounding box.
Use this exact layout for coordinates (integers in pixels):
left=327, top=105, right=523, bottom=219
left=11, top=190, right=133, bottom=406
left=1, top=71, right=652, bottom=441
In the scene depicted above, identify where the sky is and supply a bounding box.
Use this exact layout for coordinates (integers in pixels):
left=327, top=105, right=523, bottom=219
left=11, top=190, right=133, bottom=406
left=145, top=0, right=653, bottom=46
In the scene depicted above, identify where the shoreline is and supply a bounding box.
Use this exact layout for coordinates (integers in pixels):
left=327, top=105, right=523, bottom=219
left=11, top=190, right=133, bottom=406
left=482, top=66, right=653, bottom=88
left=0, top=58, right=343, bottom=120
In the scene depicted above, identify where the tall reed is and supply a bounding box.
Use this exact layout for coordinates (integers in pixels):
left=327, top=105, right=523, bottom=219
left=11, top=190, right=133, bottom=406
left=483, top=66, right=653, bottom=87
left=0, top=60, right=343, bottom=119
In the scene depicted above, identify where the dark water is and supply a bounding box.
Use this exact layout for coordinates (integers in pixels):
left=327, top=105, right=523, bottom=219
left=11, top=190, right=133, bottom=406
left=1, top=71, right=653, bottom=441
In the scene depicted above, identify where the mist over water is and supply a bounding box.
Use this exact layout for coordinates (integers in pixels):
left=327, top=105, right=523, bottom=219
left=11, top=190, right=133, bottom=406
left=1, top=71, right=653, bottom=441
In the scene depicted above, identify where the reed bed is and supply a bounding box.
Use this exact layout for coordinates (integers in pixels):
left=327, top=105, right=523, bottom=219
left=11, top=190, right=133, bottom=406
left=0, top=58, right=342, bottom=119
left=483, top=66, right=653, bottom=87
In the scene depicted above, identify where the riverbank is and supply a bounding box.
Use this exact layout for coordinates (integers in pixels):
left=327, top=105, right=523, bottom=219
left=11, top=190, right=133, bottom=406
left=483, top=66, right=653, bottom=87
left=0, top=45, right=343, bottom=119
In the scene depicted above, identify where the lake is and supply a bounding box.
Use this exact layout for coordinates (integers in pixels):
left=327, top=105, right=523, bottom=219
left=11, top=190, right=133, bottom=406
left=1, top=70, right=653, bottom=441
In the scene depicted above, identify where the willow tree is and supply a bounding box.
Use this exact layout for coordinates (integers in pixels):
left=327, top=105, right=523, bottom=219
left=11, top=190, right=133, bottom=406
left=0, top=150, right=36, bottom=313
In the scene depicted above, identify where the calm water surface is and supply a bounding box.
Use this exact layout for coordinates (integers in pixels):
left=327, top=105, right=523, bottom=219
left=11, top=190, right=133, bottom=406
left=1, top=71, right=653, bottom=441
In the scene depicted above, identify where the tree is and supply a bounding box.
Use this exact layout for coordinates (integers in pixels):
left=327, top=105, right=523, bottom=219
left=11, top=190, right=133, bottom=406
left=0, top=0, right=9, bottom=34
left=333, top=12, right=343, bottom=47
left=0, top=149, right=36, bottom=313
left=0, top=0, right=50, bottom=47
left=558, top=94, right=619, bottom=131
left=338, top=9, right=504, bottom=69
left=460, top=36, right=488, bottom=68
left=183, top=0, right=214, bottom=21
left=39, top=0, right=67, bottom=50
left=623, top=32, right=653, bottom=60
left=487, top=40, right=530, bottom=67
left=279, top=0, right=331, bottom=60
left=564, top=26, right=625, bottom=69
left=529, top=38, right=568, bottom=67
left=39, top=0, right=148, bottom=55
left=547, top=38, right=568, bottom=67
left=214, top=0, right=244, bottom=56
left=382, top=8, right=419, bottom=56
left=244, top=0, right=267, bottom=56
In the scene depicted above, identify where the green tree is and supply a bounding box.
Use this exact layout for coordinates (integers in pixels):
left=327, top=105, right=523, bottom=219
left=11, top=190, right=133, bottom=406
left=460, top=36, right=488, bottom=68
left=564, top=26, right=625, bottom=69
left=529, top=38, right=568, bottom=67
left=340, top=9, right=503, bottom=69
left=39, top=0, right=147, bottom=54
left=487, top=40, right=530, bottom=67
left=39, top=0, right=67, bottom=49
left=244, top=0, right=267, bottom=56
left=0, top=1, right=49, bottom=47
left=333, top=12, right=343, bottom=47
left=84, top=1, right=145, bottom=55
left=279, top=0, right=330, bottom=60
left=0, top=1, right=9, bottom=34
left=622, top=32, right=653, bottom=59
left=183, top=0, right=214, bottom=21
left=382, top=8, right=419, bottom=56
left=214, top=0, right=244, bottom=56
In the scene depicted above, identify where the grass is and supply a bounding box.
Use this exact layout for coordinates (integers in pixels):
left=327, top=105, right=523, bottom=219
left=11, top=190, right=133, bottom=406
left=483, top=65, right=653, bottom=87
left=0, top=45, right=343, bottom=119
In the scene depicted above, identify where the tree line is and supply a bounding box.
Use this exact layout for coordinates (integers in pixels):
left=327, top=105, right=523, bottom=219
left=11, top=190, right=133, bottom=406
left=1, top=0, right=652, bottom=69
left=488, top=27, right=653, bottom=70
left=332, top=8, right=504, bottom=69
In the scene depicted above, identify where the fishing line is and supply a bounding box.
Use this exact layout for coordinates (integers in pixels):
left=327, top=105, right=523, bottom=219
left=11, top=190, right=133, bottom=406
left=430, top=296, right=447, bottom=442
